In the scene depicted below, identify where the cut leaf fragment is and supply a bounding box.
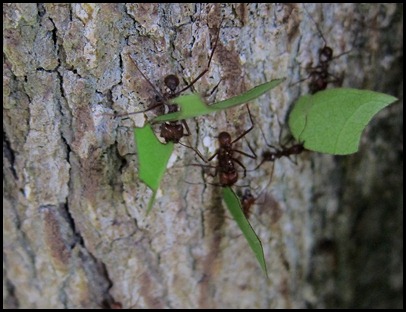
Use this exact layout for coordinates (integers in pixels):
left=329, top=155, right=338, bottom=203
left=153, top=78, right=285, bottom=123
left=288, top=88, right=397, bottom=155
left=222, top=187, right=268, bottom=276
left=134, top=125, right=174, bottom=212
left=212, top=78, right=285, bottom=110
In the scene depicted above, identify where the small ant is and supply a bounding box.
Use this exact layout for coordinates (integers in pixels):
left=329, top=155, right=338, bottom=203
left=112, top=22, right=222, bottom=145
left=239, top=186, right=282, bottom=225
left=238, top=162, right=277, bottom=220
left=256, top=142, right=305, bottom=168
left=239, top=188, right=256, bottom=218
left=307, top=46, right=335, bottom=94
left=255, top=116, right=306, bottom=169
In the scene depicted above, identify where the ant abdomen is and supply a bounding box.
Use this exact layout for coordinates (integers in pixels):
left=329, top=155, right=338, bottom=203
left=219, top=171, right=238, bottom=187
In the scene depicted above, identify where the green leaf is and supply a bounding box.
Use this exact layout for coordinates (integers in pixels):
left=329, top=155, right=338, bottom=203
left=211, top=78, right=285, bottom=110
left=146, top=190, right=157, bottom=215
left=134, top=124, right=174, bottom=212
left=153, top=93, right=212, bottom=122
left=288, top=88, right=397, bottom=155
left=222, top=187, right=268, bottom=276
left=153, top=79, right=285, bottom=123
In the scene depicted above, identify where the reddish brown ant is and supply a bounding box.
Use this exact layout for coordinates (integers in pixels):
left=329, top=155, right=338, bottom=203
left=255, top=115, right=306, bottom=170
left=110, top=22, right=222, bottom=145
left=239, top=188, right=256, bottom=218
left=238, top=161, right=276, bottom=220
left=295, top=5, right=351, bottom=94
left=255, top=142, right=305, bottom=169
left=209, top=106, right=257, bottom=187
left=307, top=46, right=335, bottom=94
left=238, top=188, right=270, bottom=222
left=190, top=105, right=256, bottom=187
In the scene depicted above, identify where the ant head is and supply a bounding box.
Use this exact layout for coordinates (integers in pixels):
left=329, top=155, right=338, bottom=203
left=164, top=74, right=180, bottom=93
left=319, top=46, right=333, bottom=63
left=218, top=132, right=232, bottom=146
left=243, top=189, right=253, bottom=198
left=291, top=143, right=305, bottom=155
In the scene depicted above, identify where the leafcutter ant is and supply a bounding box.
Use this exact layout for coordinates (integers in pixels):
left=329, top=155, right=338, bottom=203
left=111, top=21, right=222, bottom=145
left=239, top=188, right=256, bottom=218
left=255, top=115, right=306, bottom=170
left=305, top=12, right=336, bottom=94
left=295, top=5, right=351, bottom=94
left=255, top=141, right=305, bottom=169
left=239, top=186, right=282, bottom=224
left=194, top=105, right=257, bottom=187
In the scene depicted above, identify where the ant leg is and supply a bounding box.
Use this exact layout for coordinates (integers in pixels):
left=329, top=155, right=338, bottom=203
left=275, top=114, right=290, bottom=146
left=331, top=49, right=353, bottom=61
left=289, top=71, right=313, bottom=87
left=232, top=157, right=247, bottom=178
left=326, top=71, right=344, bottom=87
left=174, top=20, right=222, bottom=95
left=207, top=150, right=219, bottom=162
left=183, top=164, right=217, bottom=186
left=231, top=105, right=255, bottom=144
left=257, top=111, right=285, bottom=151
left=184, top=179, right=224, bottom=188
left=204, top=77, right=223, bottom=98
left=178, top=141, right=207, bottom=163
left=233, top=149, right=256, bottom=159
left=187, top=163, right=218, bottom=186
left=303, top=5, right=329, bottom=49
left=245, top=138, right=258, bottom=159
left=177, top=120, right=208, bottom=162
left=104, top=102, right=163, bottom=118
left=185, top=163, right=217, bottom=171
left=258, top=119, right=272, bottom=148
left=274, top=115, right=303, bottom=165
left=181, top=120, right=191, bottom=137
left=102, top=54, right=167, bottom=118
left=252, top=159, right=267, bottom=171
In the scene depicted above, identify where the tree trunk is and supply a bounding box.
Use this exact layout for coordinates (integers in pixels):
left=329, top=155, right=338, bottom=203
left=3, top=3, right=403, bottom=309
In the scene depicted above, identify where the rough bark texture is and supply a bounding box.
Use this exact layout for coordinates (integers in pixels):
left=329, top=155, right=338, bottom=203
left=3, top=3, right=403, bottom=309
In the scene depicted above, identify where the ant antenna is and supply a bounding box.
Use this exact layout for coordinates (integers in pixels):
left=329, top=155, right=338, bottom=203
left=175, top=19, right=223, bottom=96
left=128, top=54, right=166, bottom=102
left=303, top=4, right=329, bottom=48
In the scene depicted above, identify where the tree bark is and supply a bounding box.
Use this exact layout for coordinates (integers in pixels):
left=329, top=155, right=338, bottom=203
left=3, top=3, right=403, bottom=308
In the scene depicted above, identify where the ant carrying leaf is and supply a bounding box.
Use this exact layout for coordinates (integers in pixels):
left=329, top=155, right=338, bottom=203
left=188, top=105, right=256, bottom=187
left=120, top=21, right=222, bottom=145
left=152, top=79, right=284, bottom=123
